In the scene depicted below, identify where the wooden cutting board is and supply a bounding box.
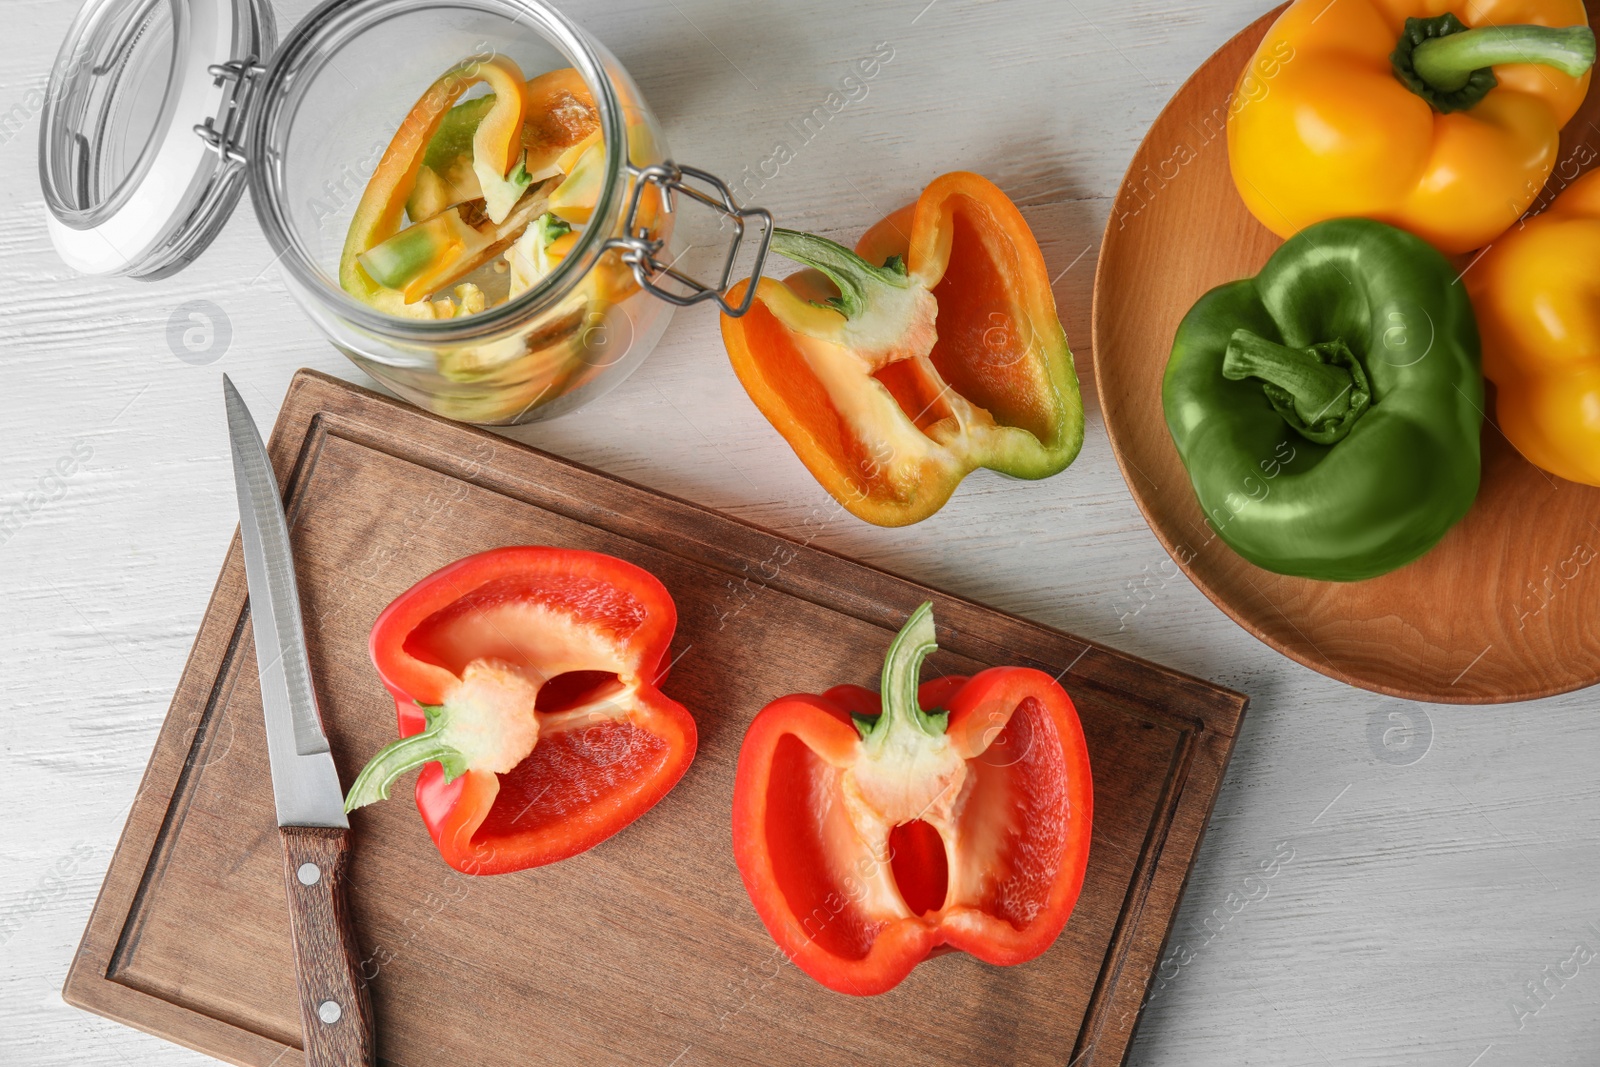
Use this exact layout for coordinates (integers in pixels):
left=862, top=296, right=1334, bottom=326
left=64, top=370, right=1246, bottom=1067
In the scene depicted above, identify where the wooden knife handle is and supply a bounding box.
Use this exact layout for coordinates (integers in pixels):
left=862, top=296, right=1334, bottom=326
left=279, top=826, right=376, bottom=1067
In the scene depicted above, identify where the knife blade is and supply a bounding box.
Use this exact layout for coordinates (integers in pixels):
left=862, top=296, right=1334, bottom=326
left=225, top=376, right=376, bottom=1067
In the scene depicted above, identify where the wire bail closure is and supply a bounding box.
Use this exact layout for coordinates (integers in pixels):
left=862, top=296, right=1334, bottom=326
left=193, top=56, right=266, bottom=166
left=606, top=162, right=773, bottom=317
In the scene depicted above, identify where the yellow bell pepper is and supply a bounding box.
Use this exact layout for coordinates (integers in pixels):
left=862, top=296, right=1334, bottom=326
left=1227, top=0, right=1594, bottom=254
left=1465, top=169, right=1600, bottom=486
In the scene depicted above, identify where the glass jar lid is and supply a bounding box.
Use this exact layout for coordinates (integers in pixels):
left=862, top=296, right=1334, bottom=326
left=40, top=0, right=274, bottom=278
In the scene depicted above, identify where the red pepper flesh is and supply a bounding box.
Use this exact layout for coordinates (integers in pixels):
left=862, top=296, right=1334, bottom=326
left=350, top=547, right=696, bottom=875
left=731, top=603, right=1092, bottom=994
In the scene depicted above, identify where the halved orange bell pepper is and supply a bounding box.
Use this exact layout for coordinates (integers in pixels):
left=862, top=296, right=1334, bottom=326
left=344, top=547, right=697, bottom=875
left=720, top=172, right=1084, bottom=526
left=1466, top=170, right=1600, bottom=486
left=1228, top=0, right=1594, bottom=254
left=731, top=603, right=1093, bottom=995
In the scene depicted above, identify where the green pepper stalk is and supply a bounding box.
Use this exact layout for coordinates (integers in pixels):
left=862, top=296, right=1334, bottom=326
left=769, top=228, right=913, bottom=319
left=1393, top=13, right=1596, bottom=113
left=344, top=660, right=542, bottom=811
left=852, top=601, right=950, bottom=746
left=840, top=601, right=968, bottom=894
left=344, top=703, right=470, bottom=809
left=1223, top=331, right=1373, bottom=445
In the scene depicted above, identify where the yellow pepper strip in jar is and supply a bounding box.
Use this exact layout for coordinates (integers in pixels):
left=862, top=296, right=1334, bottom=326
left=1227, top=0, right=1593, bottom=254
left=340, top=54, right=531, bottom=316
left=547, top=131, right=603, bottom=225
left=505, top=213, right=574, bottom=300
left=1465, top=170, right=1600, bottom=486
left=470, top=62, right=531, bottom=223
left=547, top=120, right=665, bottom=235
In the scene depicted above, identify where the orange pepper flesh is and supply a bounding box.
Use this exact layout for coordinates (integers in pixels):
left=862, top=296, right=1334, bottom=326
left=1466, top=169, right=1600, bottom=486
left=1227, top=0, right=1592, bottom=253
left=470, top=61, right=526, bottom=180
left=721, top=172, right=1083, bottom=526
left=520, top=67, right=598, bottom=177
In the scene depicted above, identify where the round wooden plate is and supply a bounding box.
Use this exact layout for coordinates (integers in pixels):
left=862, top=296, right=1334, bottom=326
left=1091, top=3, right=1600, bottom=704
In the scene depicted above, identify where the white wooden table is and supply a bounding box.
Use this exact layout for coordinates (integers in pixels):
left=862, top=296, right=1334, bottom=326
left=5, top=0, right=1599, bottom=1064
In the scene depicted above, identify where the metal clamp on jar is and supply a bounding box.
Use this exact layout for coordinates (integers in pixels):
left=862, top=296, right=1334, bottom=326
left=40, top=0, right=772, bottom=424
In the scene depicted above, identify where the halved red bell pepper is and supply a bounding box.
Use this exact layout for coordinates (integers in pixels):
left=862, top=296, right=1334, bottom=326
left=344, top=547, right=696, bottom=875
left=731, top=602, right=1093, bottom=994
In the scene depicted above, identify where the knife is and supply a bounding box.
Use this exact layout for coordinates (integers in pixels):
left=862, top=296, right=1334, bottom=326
left=224, top=376, right=376, bottom=1067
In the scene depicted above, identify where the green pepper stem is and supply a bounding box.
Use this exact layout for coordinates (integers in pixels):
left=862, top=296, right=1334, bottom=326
left=1223, top=330, right=1355, bottom=425
left=770, top=228, right=909, bottom=319
left=1413, top=24, right=1595, bottom=90
left=1393, top=14, right=1595, bottom=112
left=344, top=706, right=468, bottom=812
left=855, top=602, right=950, bottom=748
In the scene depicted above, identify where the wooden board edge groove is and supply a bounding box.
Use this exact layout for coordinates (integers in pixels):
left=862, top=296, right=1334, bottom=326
left=1094, top=726, right=1241, bottom=1062
left=105, top=606, right=253, bottom=985
left=1072, top=725, right=1198, bottom=1061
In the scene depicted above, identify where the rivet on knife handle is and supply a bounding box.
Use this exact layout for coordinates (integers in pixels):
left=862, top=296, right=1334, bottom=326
left=279, top=826, right=375, bottom=1066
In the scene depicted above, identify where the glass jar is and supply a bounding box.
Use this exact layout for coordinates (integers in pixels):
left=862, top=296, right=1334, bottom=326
left=41, top=0, right=771, bottom=424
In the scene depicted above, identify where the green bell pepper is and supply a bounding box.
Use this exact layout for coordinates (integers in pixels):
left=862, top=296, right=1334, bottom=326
left=1162, top=218, right=1483, bottom=582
